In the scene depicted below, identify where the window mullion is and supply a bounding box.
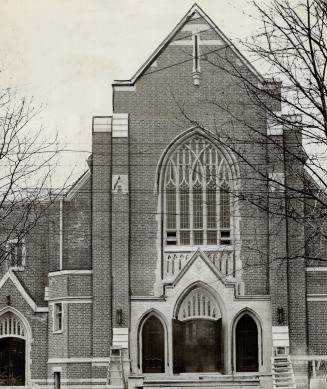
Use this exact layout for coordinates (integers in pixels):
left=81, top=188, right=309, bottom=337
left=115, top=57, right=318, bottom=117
left=203, top=181, right=207, bottom=245
left=217, top=180, right=221, bottom=245
left=163, top=188, right=168, bottom=245
left=190, top=172, right=194, bottom=245
left=176, top=151, right=181, bottom=245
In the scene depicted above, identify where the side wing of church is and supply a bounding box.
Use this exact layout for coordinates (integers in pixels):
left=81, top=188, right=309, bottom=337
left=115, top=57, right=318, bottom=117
left=0, top=4, right=325, bottom=389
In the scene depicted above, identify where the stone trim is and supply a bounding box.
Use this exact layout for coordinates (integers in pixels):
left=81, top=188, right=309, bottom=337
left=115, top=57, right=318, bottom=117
left=112, top=175, right=128, bottom=194
left=48, top=270, right=93, bottom=277
left=48, top=357, right=110, bottom=364
left=181, top=24, right=210, bottom=32
left=269, top=172, right=285, bottom=192
left=272, top=325, right=289, bottom=348
left=48, top=296, right=93, bottom=303
left=170, top=39, right=224, bottom=46
left=113, top=327, right=129, bottom=348
left=92, top=116, right=112, bottom=133
left=0, top=271, right=48, bottom=313
left=306, top=267, right=327, bottom=272
left=65, top=170, right=91, bottom=201
left=307, top=294, right=327, bottom=301
left=112, top=113, right=129, bottom=137
left=113, top=85, right=136, bottom=92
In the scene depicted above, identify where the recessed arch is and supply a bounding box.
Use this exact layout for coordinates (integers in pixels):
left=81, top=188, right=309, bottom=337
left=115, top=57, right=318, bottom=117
left=172, top=282, right=225, bottom=373
left=232, top=308, right=262, bottom=373
left=137, top=309, right=168, bottom=373
left=173, top=281, right=226, bottom=320
left=0, top=307, right=32, bottom=386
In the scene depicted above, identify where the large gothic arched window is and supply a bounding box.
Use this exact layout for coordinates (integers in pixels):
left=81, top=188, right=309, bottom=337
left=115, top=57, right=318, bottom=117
left=164, top=135, right=232, bottom=246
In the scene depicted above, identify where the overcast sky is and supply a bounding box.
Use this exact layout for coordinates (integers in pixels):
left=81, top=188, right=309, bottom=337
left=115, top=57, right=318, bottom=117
left=0, top=0, right=262, bottom=183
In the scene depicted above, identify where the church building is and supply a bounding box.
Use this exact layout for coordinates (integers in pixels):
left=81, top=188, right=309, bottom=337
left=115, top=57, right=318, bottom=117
left=0, top=4, right=325, bottom=389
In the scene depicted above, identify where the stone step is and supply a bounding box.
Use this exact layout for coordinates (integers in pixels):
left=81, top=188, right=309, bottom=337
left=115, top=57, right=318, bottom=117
left=274, top=365, right=291, bottom=370
left=144, top=380, right=260, bottom=388
left=110, top=378, right=125, bottom=385
left=274, top=382, right=295, bottom=387
left=274, top=386, right=296, bottom=388
left=273, top=379, right=293, bottom=384
left=143, top=383, right=260, bottom=389
left=108, top=385, right=125, bottom=389
left=274, top=362, right=291, bottom=366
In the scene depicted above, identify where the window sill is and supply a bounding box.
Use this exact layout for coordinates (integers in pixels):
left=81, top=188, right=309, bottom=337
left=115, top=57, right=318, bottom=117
left=9, top=266, right=25, bottom=272
left=53, top=330, right=64, bottom=335
left=164, top=245, right=234, bottom=252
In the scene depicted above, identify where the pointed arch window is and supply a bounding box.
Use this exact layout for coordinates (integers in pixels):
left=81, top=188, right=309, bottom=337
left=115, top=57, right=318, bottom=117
left=163, top=136, right=232, bottom=246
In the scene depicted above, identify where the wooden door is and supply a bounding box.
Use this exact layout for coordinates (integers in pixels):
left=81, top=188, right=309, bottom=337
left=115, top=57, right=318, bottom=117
left=173, top=319, right=185, bottom=374
left=142, top=316, right=165, bottom=373
left=173, top=319, right=222, bottom=373
left=236, top=315, right=258, bottom=372
left=0, top=338, right=25, bottom=386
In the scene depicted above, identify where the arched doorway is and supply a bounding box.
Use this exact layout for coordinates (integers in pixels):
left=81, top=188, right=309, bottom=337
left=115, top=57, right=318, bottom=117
left=173, top=287, right=223, bottom=373
left=142, top=316, right=165, bottom=373
left=235, top=314, right=258, bottom=372
left=0, top=312, right=26, bottom=386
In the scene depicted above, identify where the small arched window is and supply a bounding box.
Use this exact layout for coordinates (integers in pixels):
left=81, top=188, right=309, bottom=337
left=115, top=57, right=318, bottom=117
left=164, top=135, right=232, bottom=246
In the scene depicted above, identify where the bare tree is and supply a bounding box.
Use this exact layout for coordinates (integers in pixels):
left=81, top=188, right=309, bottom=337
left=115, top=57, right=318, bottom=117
left=0, top=87, right=65, bottom=267
left=174, top=0, right=327, bottom=266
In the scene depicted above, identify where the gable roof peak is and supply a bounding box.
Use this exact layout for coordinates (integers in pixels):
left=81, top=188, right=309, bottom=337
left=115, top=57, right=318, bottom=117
left=113, top=3, right=264, bottom=86
left=189, top=3, right=205, bottom=14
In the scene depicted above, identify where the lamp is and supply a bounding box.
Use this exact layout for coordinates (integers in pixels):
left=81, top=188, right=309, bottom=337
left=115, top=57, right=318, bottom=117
left=116, top=308, right=123, bottom=325
left=277, top=307, right=284, bottom=324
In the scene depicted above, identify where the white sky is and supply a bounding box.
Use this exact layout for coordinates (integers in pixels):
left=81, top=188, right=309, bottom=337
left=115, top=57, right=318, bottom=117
left=0, top=0, right=262, bottom=185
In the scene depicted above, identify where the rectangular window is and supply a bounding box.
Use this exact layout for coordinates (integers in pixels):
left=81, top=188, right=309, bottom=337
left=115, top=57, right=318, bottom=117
left=166, top=230, right=177, bottom=245
left=207, top=230, right=217, bottom=245
left=194, top=231, right=203, bottom=245
left=166, top=188, right=176, bottom=229
left=53, top=303, right=63, bottom=333
left=220, top=187, right=231, bottom=245
left=180, top=189, right=190, bottom=245
left=180, top=231, right=190, bottom=245
left=220, top=230, right=231, bottom=245
left=220, top=188, right=230, bottom=229
left=6, top=239, right=25, bottom=270
left=54, top=372, right=61, bottom=389
left=180, top=190, right=189, bottom=229
left=207, top=190, right=216, bottom=229
left=193, top=189, right=203, bottom=229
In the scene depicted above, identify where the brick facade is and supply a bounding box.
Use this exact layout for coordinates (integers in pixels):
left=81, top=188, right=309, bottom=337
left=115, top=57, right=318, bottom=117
left=0, top=4, right=325, bottom=389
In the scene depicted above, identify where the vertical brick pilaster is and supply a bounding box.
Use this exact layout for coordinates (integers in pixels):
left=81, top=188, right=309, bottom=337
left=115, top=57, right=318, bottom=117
left=267, top=135, right=289, bottom=326
left=92, top=117, right=113, bottom=357
left=284, top=119, right=308, bottom=356
left=111, top=135, right=130, bottom=329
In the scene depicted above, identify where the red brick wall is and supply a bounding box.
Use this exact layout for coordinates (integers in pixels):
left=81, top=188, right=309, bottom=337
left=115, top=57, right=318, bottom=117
left=113, top=25, right=272, bottom=296
left=91, top=130, right=112, bottom=357
left=63, top=177, right=92, bottom=270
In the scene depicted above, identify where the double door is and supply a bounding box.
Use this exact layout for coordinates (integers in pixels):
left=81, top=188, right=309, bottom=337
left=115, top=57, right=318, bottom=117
left=0, top=338, right=25, bottom=386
